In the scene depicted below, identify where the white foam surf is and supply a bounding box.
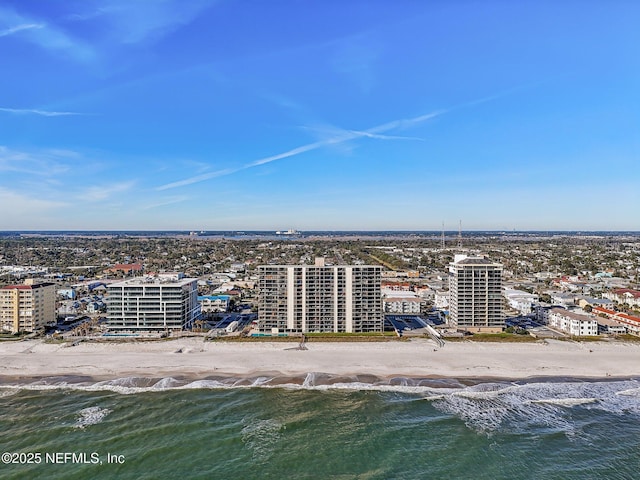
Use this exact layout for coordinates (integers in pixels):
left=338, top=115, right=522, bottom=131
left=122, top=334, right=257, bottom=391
left=531, top=398, right=598, bottom=407
left=0, top=388, right=18, bottom=398
left=74, top=406, right=111, bottom=429
left=616, top=388, right=640, bottom=397
left=429, top=380, right=640, bottom=435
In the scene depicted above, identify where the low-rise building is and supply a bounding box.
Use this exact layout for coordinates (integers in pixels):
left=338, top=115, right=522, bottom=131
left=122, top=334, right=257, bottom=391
left=199, top=295, right=231, bottom=313
left=381, top=281, right=413, bottom=292
left=604, top=289, right=640, bottom=308
left=551, top=292, right=577, bottom=307
left=596, top=317, right=627, bottom=335
left=577, top=297, right=615, bottom=310
left=592, top=306, right=640, bottom=336
left=434, top=290, right=449, bottom=309
left=57, top=288, right=76, bottom=300
left=504, top=288, right=539, bottom=315
left=104, top=263, right=144, bottom=276
left=383, top=296, right=421, bottom=314
left=548, top=307, right=598, bottom=336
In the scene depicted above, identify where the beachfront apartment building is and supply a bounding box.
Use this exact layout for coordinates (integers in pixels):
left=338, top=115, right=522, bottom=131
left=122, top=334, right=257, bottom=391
left=258, top=258, right=382, bottom=333
left=503, top=288, right=539, bottom=315
left=198, top=295, right=231, bottom=313
left=448, top=255, right=503, bottom=333
left=603, top=289, right=640, bottom=308
left=0, top=279, right=56, bottom=333
left=548, top=307, right=598, bottom=336
left=592, top=306, right=640, bottom=336
left=383, top=296, right=422, bottom=314
left=106, top=273, right=200, bottom=332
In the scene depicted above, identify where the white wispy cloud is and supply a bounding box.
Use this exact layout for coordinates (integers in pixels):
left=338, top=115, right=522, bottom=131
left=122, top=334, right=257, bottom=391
left=0, top=23, right=43, bottom=37
left=346, top=130, right=424, bottom=141
left=0, top=187, right=73, bottom=229
left=301, top=124, right=423, bottom=143
left=69, top=0, right=216, bottom=45
left=155, top=86, right=521, bottom=192
left=81, top=181, right=136, bottom=201
left=364, top=110, right=447, bottom=135
left=156, top=108, right=446, bottom=191
left=0, top=187, right=69, bottom=212
left=157, top=169, right=237, bottom=190
left=0, top=107, right=87, bottom=117
left=0, top=6, right=95, bottom=62
left=142, top=196, right=189, bottom=210
left=0, top=145, right=72, bottom=176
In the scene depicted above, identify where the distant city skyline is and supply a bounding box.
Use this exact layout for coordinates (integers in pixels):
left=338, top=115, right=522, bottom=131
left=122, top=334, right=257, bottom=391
left=1, top=1, right=638, bottom=231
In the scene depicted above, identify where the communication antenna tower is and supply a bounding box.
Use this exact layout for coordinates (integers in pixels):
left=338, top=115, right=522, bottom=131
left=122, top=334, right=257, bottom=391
left=457, top=220, right=463, bottom=249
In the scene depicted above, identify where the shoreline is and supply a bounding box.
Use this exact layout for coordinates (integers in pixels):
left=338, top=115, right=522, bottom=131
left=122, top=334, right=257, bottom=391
left=1, top=338, right=640, bottom=385
left=0, top=372, right=637, bottom=387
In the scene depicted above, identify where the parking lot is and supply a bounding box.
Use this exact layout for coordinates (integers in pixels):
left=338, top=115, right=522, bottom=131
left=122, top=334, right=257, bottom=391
left=506, top=316, right=566, bottom=338
left=385, top=315, right=432, bottom=335
left=208, top=313, right=256, bottom=332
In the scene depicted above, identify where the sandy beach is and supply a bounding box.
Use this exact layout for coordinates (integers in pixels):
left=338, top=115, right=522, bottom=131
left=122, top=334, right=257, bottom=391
left=1, top=338, right=639, bottom=382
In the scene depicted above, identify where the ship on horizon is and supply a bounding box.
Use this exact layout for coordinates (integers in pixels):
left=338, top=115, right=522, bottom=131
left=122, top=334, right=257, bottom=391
left=276, top=229, right=301, bottom=235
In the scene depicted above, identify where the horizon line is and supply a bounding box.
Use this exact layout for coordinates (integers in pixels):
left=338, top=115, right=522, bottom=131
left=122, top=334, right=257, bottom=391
left=1, top=229, right=639, bottom=234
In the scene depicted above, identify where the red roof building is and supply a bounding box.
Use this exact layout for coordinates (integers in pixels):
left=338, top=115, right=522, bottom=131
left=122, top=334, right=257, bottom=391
left=592, top=306, right=640, bottom=335
left=105, top=263, right=144, bottom=275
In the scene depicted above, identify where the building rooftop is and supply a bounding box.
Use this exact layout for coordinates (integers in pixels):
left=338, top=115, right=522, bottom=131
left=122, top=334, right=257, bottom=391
left=198, top=295, right=231, bottom=301
left=109, top=275, right=196, bottom=287
left=612, top=289, right=640, bottom=299
left=384, top=297, right=421, bottom=303
left=259, top=264, right=380, bottom=269
left=450, top=254, right=502, bottom=267
left=549, top=307, right=596, bottom=322
left=457, top=257, right=500, bottom=266
left=1, top=282, right=54, bottom=290
left=593, top=306, right=640, bottom=325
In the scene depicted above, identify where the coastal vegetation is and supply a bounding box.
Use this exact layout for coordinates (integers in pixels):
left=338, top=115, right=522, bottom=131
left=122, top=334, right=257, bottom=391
left=210, top=332, right=406, bottom=342
left=447, top=333, right=540, bottom=343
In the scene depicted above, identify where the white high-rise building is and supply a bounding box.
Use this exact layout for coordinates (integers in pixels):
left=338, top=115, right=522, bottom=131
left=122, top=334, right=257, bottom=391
left=449, top=255, right=503, bottom=332
left=107, top=273, right=200, bottom=332
left=258, top=258, right=382, bottom=333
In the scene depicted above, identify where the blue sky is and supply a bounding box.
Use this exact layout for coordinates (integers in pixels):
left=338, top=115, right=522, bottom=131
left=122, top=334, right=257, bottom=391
left=0, top=1, right=638, bottom=231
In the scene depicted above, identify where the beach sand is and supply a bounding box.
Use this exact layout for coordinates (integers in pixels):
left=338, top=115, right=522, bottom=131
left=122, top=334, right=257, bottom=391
left=1, top=338, right=638, bottom=382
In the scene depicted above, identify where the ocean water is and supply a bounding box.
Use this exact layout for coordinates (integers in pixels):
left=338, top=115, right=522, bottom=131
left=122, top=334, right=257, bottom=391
left=1, top=375, right=639, bottom=479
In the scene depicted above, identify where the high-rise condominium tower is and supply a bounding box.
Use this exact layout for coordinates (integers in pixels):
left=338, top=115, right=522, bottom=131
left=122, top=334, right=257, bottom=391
left=449, top=254, right=503, bottom=333
left=107, top=273, right=200, bottom=332
left=0, top=279, right=56, bottom=334
left=258, top=258, right=382, bottom=333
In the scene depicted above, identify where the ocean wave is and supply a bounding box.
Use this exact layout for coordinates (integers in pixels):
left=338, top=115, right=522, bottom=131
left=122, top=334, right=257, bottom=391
left=2, top=376, right=640, bottom=421
left=74, top=406, right=111, bottom=429
left=616, top=388, right=640, bottom=397
left=241, top=418, right=282, bottom=462
left=0, top=388, right=18, bottom=398
left=531, top=398, right=598, bottom=407
left=428, top=380, right=640, bottom=436
left=180, top=379, right=230, bottom=389
left=152, top=377, right=184, bottom=390
left=3, top=374, right=640, bottom=438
